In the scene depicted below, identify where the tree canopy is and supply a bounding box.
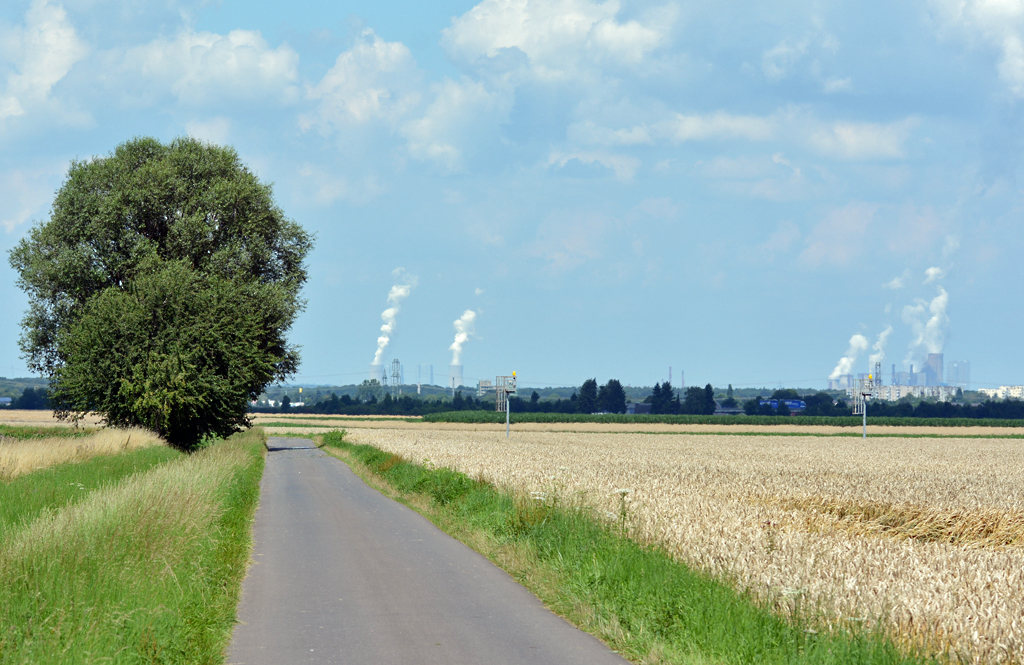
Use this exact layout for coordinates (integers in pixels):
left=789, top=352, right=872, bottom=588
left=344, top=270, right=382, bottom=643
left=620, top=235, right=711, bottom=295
left=9, top=137, right=312, bottom=448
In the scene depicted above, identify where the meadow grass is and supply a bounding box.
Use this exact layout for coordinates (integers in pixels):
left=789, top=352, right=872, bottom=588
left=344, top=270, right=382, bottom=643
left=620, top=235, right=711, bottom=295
left=0, top=424, right=96, bottom=440
left=321, top=430, right=930, bottom=665
left=423, top=410, right=1024, bottom=428
left=0, top=427, right=165, bottom=480
left=0, top=428, right=265, bottom=664
left=0, top=445, right=182, bottom=540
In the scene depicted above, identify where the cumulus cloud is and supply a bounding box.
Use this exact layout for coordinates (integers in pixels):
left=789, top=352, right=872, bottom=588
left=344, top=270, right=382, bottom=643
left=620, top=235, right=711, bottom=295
left=402, top=77, right=513, bottom=170
left=302, top=29, right=420, bottom=131
left=441, top=0, right=675, bottom=80
left=0, top=163, right=66, bottom=232
left=118, top=28, right=299, bottom=106
left=809, top=118, right=917, bottom=159
left=664, top=112, right=775, bottom=142
left=923, top=266, right=945, bottom=283
left=0, top=0, right=88, bottom=123
left=883, top=269, right=911, bottom=289
left=931, top=0, right=1024, bottom=96
left=547, top=149, right=641, bottom=180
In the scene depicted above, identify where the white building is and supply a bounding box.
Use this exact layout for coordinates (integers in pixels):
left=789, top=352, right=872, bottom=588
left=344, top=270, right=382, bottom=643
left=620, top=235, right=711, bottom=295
left=978, top=386, right=1024, bottom=400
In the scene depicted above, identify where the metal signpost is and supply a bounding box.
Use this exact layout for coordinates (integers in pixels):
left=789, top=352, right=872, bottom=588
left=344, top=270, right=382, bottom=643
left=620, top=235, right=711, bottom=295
left=852, top=372, right=877, bottom=439
left=495, top=372, right=517, bottom=438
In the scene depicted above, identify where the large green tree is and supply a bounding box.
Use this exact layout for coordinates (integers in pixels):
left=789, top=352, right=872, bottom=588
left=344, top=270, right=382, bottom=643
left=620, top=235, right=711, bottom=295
left=9, top=137, right=312, bottom=448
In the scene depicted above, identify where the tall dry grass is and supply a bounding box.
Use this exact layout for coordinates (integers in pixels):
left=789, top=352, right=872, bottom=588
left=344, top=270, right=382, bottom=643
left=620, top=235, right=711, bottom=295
left=349, top=427, right=1024, bottom=664
left=0, top=427, right=165, bottom=480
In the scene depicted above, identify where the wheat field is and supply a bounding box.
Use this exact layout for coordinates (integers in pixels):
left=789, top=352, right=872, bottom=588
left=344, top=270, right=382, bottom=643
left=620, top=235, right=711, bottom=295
left=0, top=427, right=166, bottom=480
left=348, top=426, right=1024, bottom=664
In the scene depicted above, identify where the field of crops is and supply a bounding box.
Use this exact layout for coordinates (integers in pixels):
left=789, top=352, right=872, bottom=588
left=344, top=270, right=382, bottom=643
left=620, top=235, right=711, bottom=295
left=423, top=410, right=1024, bottom=428
left=348, top=426, right=1024, bottom=663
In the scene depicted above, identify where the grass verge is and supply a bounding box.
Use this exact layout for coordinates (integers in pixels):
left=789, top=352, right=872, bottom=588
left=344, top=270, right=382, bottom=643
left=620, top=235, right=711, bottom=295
left=0, top=428, right=266, bottom=664
left=320, top=430, right=933, bottom=665
left=0, top=444, right=182, bottom=539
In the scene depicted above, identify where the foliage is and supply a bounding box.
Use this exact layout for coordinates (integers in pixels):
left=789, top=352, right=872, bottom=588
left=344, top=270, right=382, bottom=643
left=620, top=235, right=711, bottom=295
left=577, top=378, right=598, bottom=414
left=48, top=261, right=295, bottom=448
left=9, top=137, right=311, bottom=448
left=597, top=379, right=627, bottom=414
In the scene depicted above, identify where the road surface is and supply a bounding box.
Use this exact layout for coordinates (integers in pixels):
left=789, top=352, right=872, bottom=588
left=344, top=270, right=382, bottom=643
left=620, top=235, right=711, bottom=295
left=228, top=437, right=629, bottom=664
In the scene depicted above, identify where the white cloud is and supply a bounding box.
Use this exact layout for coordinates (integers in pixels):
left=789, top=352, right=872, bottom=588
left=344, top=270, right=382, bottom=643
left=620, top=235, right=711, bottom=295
left=799, top=202, right=876, bottom=267
left=302, top=29, right=420, bottom=131
left=296, top=163, right=386, bottom=205
left=931, top=0, right=1024, bottom=96
left=547, top=149, right=641, bottom=180
left=0, top=163, right=66, bottom=233
left=883, top=269, right=911, bottom=289
left=474, top=287, right=484, bottom=295
left=0, top=0, right=88, bottom=123
left=902, top=286, right=950, bottom=361
left=185, top=116, right=232, bottom=144
left=809, top=118, right=917, bottom=159
left=761, top=39, right=807, bottom=81
left=442, top=0, right=675, bottom=80
left=663, top=111, right=775, bottom=142
left=823, top=77, right=851, bottom=93
left=923, top=265, right=945, bottom=283
left=402, top=77, right=513, bottom=170
left=119, top=28, right=299, bottom=106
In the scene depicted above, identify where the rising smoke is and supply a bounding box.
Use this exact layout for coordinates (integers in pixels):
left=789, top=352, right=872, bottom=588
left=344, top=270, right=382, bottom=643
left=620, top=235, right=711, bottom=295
left=902, top=286, right=949, bottom=365
left=449, top=310, right=476, bottom=365
left=829, top=334, right=869, bottom=380
left=372, top=269, right=417, bottom=366
left=868, top=325, right=893, bottom=367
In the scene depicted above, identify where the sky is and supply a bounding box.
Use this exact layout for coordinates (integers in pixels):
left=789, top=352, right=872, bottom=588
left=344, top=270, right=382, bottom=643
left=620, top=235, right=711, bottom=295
left=1, top=0, right=1023, bottom=392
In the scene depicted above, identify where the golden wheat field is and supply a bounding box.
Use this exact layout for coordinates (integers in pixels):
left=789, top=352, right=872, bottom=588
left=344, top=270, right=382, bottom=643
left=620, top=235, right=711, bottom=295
left=0, top=427, right=166, bottom=480
left=348, top=426, right=1024, bottom=664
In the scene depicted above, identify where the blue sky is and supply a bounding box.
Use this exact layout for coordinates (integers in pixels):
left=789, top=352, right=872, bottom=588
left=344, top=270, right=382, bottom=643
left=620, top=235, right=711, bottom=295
left=1, top=0, right=1022, bottom=391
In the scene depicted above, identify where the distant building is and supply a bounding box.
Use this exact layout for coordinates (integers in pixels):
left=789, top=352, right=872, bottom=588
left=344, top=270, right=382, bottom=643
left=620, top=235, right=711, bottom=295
left=0, top=397, right=11, bottom=406
left=924, top=353, right=944, bottom=386
left=828, top=374, right=853, bottom=390
left=948, top=361, right=970, bottom=389
left=626, top=403, right=651, bottom=415
left=978, top=386, right=1024, bottom=400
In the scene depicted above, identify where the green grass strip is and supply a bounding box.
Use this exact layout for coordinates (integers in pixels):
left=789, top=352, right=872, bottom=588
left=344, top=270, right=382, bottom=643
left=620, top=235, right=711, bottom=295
left=0, top=424, right=96, bottom=440
left=321, top=431, right=932, bottom=665
left=0, top=429, right=265, bottom=664
left=423, top=411, right=1024, bottom=428
left=0, top=445, right=182, bottom=539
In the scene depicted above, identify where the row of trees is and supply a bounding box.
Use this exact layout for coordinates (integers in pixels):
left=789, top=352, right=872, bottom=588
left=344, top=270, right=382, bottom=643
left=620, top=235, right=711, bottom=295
left=266, top=390, right=491, bottom=416
left=1, top=387, right=49, bottom=410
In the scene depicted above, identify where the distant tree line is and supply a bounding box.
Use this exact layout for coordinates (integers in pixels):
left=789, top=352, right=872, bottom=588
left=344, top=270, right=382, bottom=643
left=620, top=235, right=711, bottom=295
left=253, top=378, right=1024, bottom=421
left=1, top=387, right=50, bottom=410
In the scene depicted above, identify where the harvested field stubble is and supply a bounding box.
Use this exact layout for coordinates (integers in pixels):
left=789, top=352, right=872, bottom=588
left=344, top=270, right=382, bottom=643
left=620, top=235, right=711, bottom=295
left=349, top=427, right=1024, bottom=664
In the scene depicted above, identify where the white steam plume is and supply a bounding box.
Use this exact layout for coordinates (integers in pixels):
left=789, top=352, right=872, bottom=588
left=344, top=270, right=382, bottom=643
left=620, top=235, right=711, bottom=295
left=868, top=325, right=893, bottom=367
left=372, top=269, right=417, bottom=365
left=902, top=286, right=949, bottom=365
left=829, top=334, right=869, bottom=380
left=449, top=310, right=476, bottom=365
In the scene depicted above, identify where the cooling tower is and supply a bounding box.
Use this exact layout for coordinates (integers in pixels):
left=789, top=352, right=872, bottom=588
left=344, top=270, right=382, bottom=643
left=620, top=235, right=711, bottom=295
left=449, top=364, right=464, bottom=390
left=370, top=363, right=384, bottom=384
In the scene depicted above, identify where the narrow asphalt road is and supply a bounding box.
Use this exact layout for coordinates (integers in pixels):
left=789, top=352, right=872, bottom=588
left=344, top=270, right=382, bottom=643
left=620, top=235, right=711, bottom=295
left=227, top=437, right=630, bottom=665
